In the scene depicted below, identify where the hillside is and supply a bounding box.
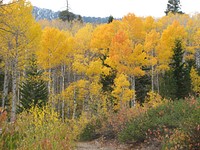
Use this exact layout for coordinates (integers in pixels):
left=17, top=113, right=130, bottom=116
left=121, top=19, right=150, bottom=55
left=33, top=6, right=60, bottom=21
left=32, top=6, right=110, bottom=23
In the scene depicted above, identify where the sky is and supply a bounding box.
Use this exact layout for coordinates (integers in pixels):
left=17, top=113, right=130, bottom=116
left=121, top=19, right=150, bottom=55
left=5, top=0, right=200, bottom=18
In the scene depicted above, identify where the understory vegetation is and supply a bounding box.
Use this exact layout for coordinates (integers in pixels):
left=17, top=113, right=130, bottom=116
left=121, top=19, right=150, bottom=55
left=1, top=96, right=199, bottom=149
left=79, top=97, right=200, bottom=150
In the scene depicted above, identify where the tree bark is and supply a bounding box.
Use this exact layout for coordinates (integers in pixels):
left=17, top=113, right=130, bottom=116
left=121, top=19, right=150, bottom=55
left=156, top=72, right=160, bottom=94
left=11, top=33, right=19, bottom=122
left=11, top=58, right=17, bottom=122
left=130, top=76, right=136, bottom=107
left=151, top=65, right=154, bottom=92
left=61, top=64, right=65, bottom=121
left=2, top=59, right=9, bottom=108
left=52, top=69, right=56, bottom=95
left=66, top=66, right=71, bottom=119
left=195, top=49, right=200, bottom=69
left=72, top=73, right=77, bottom=119
left=48, top=68, right=51, bottom=95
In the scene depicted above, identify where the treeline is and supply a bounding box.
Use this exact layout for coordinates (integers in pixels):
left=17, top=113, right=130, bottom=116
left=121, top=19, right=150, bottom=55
left=0, top=0, right=200, bottom=122
left=33, top=6, right=110, bottom=23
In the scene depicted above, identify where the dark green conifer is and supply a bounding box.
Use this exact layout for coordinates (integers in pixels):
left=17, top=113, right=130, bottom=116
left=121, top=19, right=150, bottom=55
left=107, top=15, right=114, bottom=24
left=165, top=0, right=184, bottom=15
left=171, top=39, right=188, bottom=99
left=18, top=56, right=48, bottom=113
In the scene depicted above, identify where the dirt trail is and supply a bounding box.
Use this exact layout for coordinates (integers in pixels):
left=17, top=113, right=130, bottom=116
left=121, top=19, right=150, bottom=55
left=75, top=139, right=161, bottom=150
left=76, top=140, right=130, bottom=150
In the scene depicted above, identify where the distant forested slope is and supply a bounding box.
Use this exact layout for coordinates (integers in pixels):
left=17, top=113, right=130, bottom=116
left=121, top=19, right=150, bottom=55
left=32, top=6, right=110, bottom=23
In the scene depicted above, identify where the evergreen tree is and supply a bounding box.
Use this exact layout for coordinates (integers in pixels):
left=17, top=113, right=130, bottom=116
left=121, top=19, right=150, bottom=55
left=100, top=52, right=116, bottom=93
left=165, top=0, right=184, bottom=15
left=160, top=70, right=177, bottom=99
left=171, top=39, right=188, bottom=99
left=18, top=56, right=48, bottom=113
left=135, top=74, right=151, bottom=104
left=107, top=15, right=114, bottom=24
left=59, top=10, right=76, bottom=22
left=77, top=15, right=83, bottom=23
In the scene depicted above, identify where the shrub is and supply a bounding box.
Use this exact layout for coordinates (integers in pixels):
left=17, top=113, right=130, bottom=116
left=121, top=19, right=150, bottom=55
left=0, top=105, right=89, bottom=150
left=162, top=124, right=200, bottom=150
left=79, top=123, right=96, bottom=141
left=0, top=123, right=20, bottom=150
left=107, top=105, right=146, bottom=136
left=78, top=114, right=103, bottom=141
left=118, top=97, right=200, bottom=148
left=16, top=105, right=72, bottom=150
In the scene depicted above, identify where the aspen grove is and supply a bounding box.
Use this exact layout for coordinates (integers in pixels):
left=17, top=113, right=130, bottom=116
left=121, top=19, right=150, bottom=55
left=0, top=0, right=200, bottom=149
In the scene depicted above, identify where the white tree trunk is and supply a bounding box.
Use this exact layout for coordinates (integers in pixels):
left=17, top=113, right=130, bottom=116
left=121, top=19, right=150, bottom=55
left=195, top=50, right=200, bottom=69
left=156, top=72, right=160, bottom=94
left=66, top=66, right=71, bottom=119
left=72, top=73, right=77, bottom=119
left=61, top=64, right=65, bottom=121
left=2, top=60, right=9, bottom=108
left=52, top=69, right=56, bottom=95
left=11, top=58, right=17, bottom=122
left=130, top=76, right=136, bottom=107
left=48, top=68, right=51, bottom=95
left=151, top=65, right=154, bottom=92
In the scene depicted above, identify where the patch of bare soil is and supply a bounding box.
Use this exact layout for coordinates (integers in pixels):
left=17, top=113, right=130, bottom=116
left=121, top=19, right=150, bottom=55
left=76, top=138, right=130, bottom=150
left=76, top=138, right=161, bottom=150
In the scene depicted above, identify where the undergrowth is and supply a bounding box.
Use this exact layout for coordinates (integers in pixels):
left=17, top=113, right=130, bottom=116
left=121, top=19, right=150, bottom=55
left=118, top=97, right=200, bottom=149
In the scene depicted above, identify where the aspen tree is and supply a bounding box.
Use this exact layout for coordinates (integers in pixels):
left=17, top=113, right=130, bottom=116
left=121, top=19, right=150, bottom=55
left=144, top=30, right=160, bottom=92
left=0, top=0, right=41, bottom=121
left=121, top=14, right=146, bottom=106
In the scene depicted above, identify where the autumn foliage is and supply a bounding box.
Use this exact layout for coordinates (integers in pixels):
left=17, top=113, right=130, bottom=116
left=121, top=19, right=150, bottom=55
left=0, top=0, right=200, bottom=149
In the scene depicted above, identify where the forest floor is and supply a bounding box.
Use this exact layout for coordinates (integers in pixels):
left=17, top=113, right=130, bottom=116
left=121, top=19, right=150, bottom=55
left=75, top=137, right=161, bottom=150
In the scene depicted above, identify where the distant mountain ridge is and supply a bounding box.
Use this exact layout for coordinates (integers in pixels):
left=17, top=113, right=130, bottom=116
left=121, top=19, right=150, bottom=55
left=32, top=6, right=109, bottom=23
left=33, top=6, right=60, bottom=21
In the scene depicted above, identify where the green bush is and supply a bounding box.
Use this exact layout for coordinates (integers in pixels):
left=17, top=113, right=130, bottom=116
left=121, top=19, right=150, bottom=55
left=79, top=123, right=96, bottom=141
left=162, top=124, right=200, bottom=150
left=0, top=123, right=20, bottom=150
left=118, top=97, right=200, bottom=148
left=79, top=118, right=102, bottom=141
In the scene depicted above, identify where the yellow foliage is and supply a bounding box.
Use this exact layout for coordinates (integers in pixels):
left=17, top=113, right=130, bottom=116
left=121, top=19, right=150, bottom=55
left=89, top=82, right=102, bottom=96
left=112, top=73, right=134, bottom=110
left=37, top=27, right=74, bottom=69
left=144, top=16, right=156, bottom=33
left=17, top=105, right=72, bottom=149
left=190, top=67, right=200, bottom=95
left=90, top=23, right=113, bottom=52
left=155, top=21, right=187, bottom=73
left=161, top=21, right=187, bottom=53
left=0, top=0, right=41, bottom=69
left=144, top=91, right=164, bottom=108
left=132, top=67, right=145, bottom=77
left=72, top=54, right=87, bottom=74
left=122, top=13, right=145, bottom=44
left=15, top=104, right=91, bottom=149
left=101, top=66, right=111, bottom=76
left=109, top=30, right=146, bottom=77
left=75, top=23, right=94, bottom=51
left=86, top=60, right=102, bottom=76
left=144, top=30, right=160, bottom=54
left=62, top=80, right=89, bottom=103
left=194, top=28, right=200, bottom=47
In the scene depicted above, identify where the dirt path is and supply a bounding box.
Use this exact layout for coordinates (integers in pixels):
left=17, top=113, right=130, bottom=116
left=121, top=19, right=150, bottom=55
left=75, top=139, right=161, bottom=150
left=75, top=139, right=130, bottom=150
